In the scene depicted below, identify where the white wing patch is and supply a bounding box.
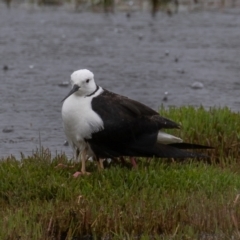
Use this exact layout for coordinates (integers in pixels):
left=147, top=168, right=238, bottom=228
left=157, top=131, right=183, bottom=144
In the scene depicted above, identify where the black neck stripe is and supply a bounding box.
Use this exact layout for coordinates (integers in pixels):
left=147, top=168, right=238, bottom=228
left=86, top=85, right=99, bottom=97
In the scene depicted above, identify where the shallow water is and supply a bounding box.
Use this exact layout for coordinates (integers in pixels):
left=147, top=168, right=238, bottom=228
left=1, top=5, right=240, bottom=158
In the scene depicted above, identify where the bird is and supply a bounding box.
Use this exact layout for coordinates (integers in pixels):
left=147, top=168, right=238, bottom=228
left=61, top=69, right=211, bottom=175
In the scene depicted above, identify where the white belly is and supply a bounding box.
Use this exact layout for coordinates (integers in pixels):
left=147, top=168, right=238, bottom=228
left=61, top=93, right=104, bottom=150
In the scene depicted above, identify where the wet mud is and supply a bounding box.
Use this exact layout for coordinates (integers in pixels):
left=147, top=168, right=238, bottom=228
left=0, top=5, right=240, bottom=158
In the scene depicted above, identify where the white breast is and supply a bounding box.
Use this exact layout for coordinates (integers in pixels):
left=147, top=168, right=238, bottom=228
left=61, top=88, right=104, bottom=150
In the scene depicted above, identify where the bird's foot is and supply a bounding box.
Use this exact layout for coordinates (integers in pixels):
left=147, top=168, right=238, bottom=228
left=73, top=171, right=91, bottom=178
left=130, top=157, right=138, bottom=169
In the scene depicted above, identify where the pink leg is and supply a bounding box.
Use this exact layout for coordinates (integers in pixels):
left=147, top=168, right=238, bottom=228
left=130, top=157, right=137, bottom=169
left=73, top=171, right=90, bottom=178
left=119, top=156, right=138, bottom=169
left=72, top=149, right=91, bottom=177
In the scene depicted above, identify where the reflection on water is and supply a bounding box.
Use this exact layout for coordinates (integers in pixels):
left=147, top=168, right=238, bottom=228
left=1, top=6, right=240, bottom=158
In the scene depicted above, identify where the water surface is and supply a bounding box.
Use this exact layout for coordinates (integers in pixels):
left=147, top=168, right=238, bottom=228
left=1, top=5, right=240, bottom=158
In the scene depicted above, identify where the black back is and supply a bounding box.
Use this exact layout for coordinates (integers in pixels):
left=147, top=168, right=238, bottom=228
left=87, top=90, right=184, bottom=158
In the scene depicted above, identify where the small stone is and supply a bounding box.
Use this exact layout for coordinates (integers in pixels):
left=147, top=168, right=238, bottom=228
left=191, top=81, right=204, bottom=89
left=138, top=33, right=143, bottom=40
left=177, top=68, right=185, bottom=74
left=3, top=65, right=8, bottom=71
left=126, top=12, right=131, bottom=18
left=167, top=9, right=172, bottom=16
left=3, top=126, right=14, bottom=133
left=162, top=91, right=168, bottom=101
left=58, top=81, right=69, bottom=87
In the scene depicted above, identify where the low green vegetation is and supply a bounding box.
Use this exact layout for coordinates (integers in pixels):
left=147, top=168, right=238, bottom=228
left=1, top=106, right=240, bottom=239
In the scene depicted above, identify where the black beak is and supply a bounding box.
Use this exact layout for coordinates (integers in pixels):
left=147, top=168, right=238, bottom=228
left=62, top=84, right=80, bottom=102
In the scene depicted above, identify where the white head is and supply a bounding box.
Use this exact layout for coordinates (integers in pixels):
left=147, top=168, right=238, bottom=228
left=62, top=69, right=98, bottom=101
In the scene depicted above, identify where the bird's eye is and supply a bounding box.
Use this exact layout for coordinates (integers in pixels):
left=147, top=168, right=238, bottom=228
left=86, top=79, right=90, bottom=83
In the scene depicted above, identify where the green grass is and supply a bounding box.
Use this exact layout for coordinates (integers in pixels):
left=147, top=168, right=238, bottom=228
left=1, top=106, right=240, bottom=239
left=159, top=106, right=240, bottom=161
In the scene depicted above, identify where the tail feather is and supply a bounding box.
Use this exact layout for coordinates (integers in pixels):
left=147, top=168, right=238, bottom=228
left=89, top=142, right=210, bottom=159
left=152, top=144, right=208, bottom=159
left=168, top=142, right=213, bottom=150
left=129, top=144, right=208, bottom=159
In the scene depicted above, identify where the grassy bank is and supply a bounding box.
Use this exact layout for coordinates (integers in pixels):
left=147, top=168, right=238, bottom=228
left=1, top=106, right=240, bottom=239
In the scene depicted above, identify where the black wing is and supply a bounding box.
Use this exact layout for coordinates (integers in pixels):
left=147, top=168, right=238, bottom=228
left=88, top=90, right=209, bottom=159
left=93, top=89, right=180, bottom=128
